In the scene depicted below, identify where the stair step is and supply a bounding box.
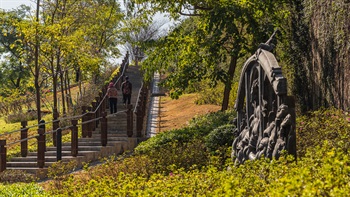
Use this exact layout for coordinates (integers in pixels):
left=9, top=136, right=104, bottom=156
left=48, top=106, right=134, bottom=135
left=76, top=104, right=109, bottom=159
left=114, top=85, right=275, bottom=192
left=9, top=155, right=85, bottom=163
left=46, top=146, right=108, bottom=152
left=6, top=161, right=56, bottom=168
left=84, top=137, right=128, bottom=141
left=27, top=150, right=99, bottom=157
left=61, top=141, right=124, bottom=146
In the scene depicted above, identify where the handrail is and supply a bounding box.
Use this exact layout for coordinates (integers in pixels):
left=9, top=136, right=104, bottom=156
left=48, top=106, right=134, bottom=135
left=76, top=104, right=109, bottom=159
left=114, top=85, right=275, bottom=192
left=0, top=119, right=60, bottom=138
left=6, top=135, right=39, bottom=147
left=133, top=82, right=144, bottom=113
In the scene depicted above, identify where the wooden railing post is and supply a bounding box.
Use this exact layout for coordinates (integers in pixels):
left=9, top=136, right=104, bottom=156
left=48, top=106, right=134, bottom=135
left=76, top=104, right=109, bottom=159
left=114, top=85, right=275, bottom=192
left=142, top=86, right=148, bottom=118
left=52, top=109, right=59, bottom=147
left=99, top=92, right=105, bottom=113
left=37, top=120, right=45, bottom=168
left=56, top=128, right=62, bottom=161
left=126, top=104, right=133, bottom=137
left=87, top=106, right=93, bottom=137
left=136, top=105, right=142, bottom=137
left=105, top=96, right=109, bottom=111
left=101, top=112, right=107, bottom=146
left=0, top=140, right=6, bottom=172
left=95, top=97, right=101, bottom=126
left=21, top=121, right=28, bottom=157
left=92, top=101, right=97, bottom=130
left=71, top=119, right=78, bottom=157
left=81, top=106, right=88, bottom=138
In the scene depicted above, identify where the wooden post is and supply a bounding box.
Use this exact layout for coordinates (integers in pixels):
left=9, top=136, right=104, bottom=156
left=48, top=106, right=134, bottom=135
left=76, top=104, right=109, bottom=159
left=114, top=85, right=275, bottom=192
left=99, top=92, right=105, bottom=113
left=142, top=87, right=148, bottom=118
left=81, top=106, right=88, bottom=138
left=92, top=101, right=97, bottom=130
left=56, top=128, right=62, bottom=161
left=136, top=105, right=142, bottom=137
left=71, top=119, right=78, bottom=157
left=52, top=109, right=59, bottom=146
left=87, top=106, right=93, bottom=137
left=0, top=140, right=6, bottom=172
left=37, top=120, right=45, bottom=168
left=126, top=104, right=133, bottom=137
left=21, top=121, right=28, bottom=157
left=95, top=97, right=100, bottom=126
left=101, top=112, right=107, bottom=146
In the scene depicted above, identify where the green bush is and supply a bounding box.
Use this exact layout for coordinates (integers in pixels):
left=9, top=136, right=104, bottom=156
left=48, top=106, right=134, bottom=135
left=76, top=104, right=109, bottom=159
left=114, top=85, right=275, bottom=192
left=0, top=183, right=48, bottom=197
left=42, top=108, right=350, bottom=196
left=296, top=108, right=350, bottom=157
left=47, top=145, right=350, bottom=196
left=146, top=139, right=210, bottom=174
left=205, top=124, right=235, bottom=153
left=135, top=110, right=236, bottom=155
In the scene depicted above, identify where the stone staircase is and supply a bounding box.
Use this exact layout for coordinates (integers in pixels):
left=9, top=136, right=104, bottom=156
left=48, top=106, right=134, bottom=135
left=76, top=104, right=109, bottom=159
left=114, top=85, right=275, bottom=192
left=6, top=113, right=138, bottom=179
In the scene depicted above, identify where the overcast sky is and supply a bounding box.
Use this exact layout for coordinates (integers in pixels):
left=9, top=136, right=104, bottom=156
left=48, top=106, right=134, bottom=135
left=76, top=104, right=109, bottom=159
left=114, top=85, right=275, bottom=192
left=0, top=0, right=36, bottom=10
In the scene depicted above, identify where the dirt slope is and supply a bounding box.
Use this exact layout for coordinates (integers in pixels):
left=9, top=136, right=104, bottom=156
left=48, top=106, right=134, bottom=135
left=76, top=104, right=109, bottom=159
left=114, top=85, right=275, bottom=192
left=158, top=93, right=221, bottom=132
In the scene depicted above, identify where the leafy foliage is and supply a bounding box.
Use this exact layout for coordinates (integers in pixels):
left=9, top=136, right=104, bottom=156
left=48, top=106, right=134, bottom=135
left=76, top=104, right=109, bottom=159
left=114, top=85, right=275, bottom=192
left=296, top=108, right=350, bottom=157
left=135, top=109, right=235, bottom=154
left=131, top=0, right=291, bottom=110
left=205, top=124, right=235, bottom=153
left=46, top=145, right=350, bottom=196
left=0, top=183, right=48, bottom=197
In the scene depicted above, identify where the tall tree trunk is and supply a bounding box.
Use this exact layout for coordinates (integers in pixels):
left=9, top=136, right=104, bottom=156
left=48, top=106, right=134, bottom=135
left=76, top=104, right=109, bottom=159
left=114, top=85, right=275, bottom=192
left=34, top=0, right=41, bottom=122
left=57, top=49, right=66, bottom=115
left=65, top=70, right=71, bottom=112
left=60, top=70, right=66, bottom=115
left=221, top=55, right=237, bottom=111
left=52, top=55, right=58, bottom=117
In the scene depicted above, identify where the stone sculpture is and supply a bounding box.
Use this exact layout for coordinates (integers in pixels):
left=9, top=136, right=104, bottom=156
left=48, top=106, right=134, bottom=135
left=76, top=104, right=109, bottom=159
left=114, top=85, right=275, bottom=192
left=232, top=31, right=296, bottom=165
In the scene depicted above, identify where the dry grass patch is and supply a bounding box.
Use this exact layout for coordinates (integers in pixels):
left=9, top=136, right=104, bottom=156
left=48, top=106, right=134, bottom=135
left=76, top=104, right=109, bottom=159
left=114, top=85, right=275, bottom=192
left=159, top=93, right=220, bottom=132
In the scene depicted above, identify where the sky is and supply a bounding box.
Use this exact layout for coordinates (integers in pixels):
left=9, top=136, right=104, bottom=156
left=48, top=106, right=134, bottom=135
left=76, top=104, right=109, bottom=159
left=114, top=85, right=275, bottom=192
left=0, top=0, right=36, bottom=10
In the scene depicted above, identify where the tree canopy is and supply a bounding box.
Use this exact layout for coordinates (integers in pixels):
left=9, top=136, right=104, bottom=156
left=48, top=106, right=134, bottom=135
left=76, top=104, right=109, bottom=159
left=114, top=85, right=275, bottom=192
left=126, top=0, right=290, bottom=110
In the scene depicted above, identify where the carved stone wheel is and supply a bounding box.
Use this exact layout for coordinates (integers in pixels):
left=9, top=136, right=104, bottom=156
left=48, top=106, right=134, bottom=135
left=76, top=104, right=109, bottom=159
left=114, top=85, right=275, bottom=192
left=232, top=47, right=296, bottom=165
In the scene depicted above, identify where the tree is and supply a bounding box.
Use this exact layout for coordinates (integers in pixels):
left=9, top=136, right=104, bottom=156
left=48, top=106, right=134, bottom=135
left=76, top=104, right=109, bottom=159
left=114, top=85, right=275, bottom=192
left=0, top=0, right=125, bottom=121
left=0, top=7, right=31, bottom=94
left=286, top=0, right=350, bottom=111
left=38, top=0, right=124, bottom=116
left=122, top=19, right=168, bottom=66
left=120, top=0, right=170, bottom=67
left=127, top=0, right=290, bottom=110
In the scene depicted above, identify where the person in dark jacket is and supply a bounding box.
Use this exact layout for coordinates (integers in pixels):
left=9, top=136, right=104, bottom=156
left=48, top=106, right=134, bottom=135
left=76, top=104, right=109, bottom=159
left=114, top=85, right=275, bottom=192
left=121, top=76, right=132, bottom=106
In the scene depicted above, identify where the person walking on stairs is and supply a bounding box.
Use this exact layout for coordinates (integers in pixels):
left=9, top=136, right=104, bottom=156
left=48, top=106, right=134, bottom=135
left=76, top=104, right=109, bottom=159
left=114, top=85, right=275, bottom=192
left=107, top=82, right=118, bottom=114
left=121, top=76, right=132, bottom=106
